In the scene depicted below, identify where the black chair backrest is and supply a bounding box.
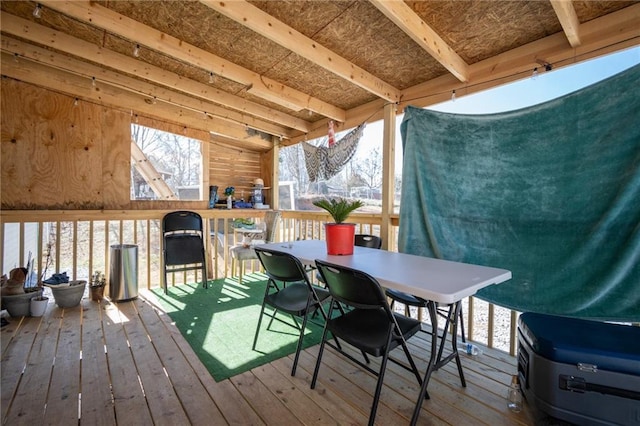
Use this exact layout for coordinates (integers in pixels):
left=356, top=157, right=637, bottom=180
left=162, top=211, right=206, bottom=267
left=254, top=247, right=308, bottom=282
left=315, top=260, right=387, bottom=309
left=163, top=211, right=203, bottom=234
left=355, top=234, right=382, bottom=249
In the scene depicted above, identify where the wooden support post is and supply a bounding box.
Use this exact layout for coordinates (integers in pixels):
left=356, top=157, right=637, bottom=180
left=381, top=102, right=397, bottom=250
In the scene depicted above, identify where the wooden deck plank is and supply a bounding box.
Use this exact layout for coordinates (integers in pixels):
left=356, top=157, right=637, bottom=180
left=44, top=305, right=83, bottom=424
left=4, top=307, right=59, bottom=424
left=0, top=316, right=39, bottom=421
left=230, top=370, right=303, bottom=425
left=336, top=331, right=522, bottom=426
left=250, top=361, right=338, bottom=425
left=318, top=343, right=480, bottom=426
left=296, top=347, right=412, bottom=425
left=271, top=355, right=371, bottom=425
left=1, top=315, right=24, bottom=356
left=80, top=299, right=117, bottom=426
left=134, top=299, right=228, bottom=425
left=430, top=358, right=533, bottom=425
left=118, top=300, right=191, bottom=426
left=102, top=300, right=155, bottom=425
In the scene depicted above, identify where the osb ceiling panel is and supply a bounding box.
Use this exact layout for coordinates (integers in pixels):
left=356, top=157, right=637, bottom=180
left=407, top=1, right=560, bottom=64
left=573, top=1, right=636, bottom=21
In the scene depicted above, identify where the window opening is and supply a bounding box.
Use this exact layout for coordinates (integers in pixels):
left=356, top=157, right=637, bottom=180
left=130, top=124, right=203, bottom=200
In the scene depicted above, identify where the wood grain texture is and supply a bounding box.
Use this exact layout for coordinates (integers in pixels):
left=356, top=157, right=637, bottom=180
left=1, top=290, right=533, bottom=425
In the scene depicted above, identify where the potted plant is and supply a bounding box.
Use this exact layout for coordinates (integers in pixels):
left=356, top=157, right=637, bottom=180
left=30, top=291, right=49, bottom=317
left=89, top=271, right=106, bottom=301
left=313, top=198, right=364, bottom=255
left=1, top=267, right=43, bottom=318
left=45, top=276, right=86, bottom=308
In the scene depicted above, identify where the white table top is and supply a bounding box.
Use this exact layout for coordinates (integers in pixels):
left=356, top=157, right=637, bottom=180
left=258, top=240, right=512, bottom=305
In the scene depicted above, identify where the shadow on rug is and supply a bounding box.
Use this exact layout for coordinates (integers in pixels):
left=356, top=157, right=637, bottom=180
left=151, top=273, right=325, bottom=381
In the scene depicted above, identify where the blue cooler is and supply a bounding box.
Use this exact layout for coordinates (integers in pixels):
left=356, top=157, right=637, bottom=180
left=517, top=312, right=640, bottom=425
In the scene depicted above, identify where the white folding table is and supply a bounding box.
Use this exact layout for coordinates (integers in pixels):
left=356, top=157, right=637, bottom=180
left=258, top=239, right=512, bottom=425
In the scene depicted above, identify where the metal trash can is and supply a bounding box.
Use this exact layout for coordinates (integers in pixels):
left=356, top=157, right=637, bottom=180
left=109, top=244, right=138, bottom=302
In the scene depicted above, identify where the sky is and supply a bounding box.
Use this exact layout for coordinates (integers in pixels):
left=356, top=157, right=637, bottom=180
left=354, top=46, right=640, bottom=170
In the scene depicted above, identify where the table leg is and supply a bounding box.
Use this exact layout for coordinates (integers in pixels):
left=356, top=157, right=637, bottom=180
left=433, top=301, right=466, bottom=386
left=410, top=301, right=437, bottom=425
left=410, top=300, right=467, bottom=425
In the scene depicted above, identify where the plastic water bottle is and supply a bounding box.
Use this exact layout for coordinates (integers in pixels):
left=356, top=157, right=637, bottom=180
left=507, top=375, right=523, bottom=412
left=464, top=343, right=481, bottom=356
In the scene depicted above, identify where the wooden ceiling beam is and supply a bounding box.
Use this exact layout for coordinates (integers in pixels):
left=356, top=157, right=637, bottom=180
left=1, top=52, right=274, bottom=151
left=38, top=0, right=346, bottom=122
left=201, top=0, right=402, bottom=103
left=0, top=12, right=309, bottom=135
left=370, top=0, right=470, bottom=82
left=550, top=0, right=582, bottom=47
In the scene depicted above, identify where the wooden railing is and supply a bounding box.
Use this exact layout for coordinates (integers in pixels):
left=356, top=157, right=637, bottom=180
left=0, top=209, right=518, bottom=355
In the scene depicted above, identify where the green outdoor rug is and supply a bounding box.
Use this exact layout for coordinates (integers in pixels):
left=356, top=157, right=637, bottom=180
left=151, top=273, right=325, bottom=381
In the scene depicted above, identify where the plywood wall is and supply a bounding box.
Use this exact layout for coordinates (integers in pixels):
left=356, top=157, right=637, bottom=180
left=1, top=79, right=268, bottom=210
left=1, top=78, right=130, bottom=209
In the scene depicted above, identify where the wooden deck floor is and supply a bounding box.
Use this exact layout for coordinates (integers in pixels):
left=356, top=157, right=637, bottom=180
left=1, top=290, right=538, bottom=425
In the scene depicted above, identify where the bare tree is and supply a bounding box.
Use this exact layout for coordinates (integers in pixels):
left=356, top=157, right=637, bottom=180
left=354, top=146, right=383, bottom=193
left=280, top=143, right=316, bottom=194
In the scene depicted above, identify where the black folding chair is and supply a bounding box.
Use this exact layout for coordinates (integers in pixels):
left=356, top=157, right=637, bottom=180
left=312, top=260, right=423, bottom=426
left=252, top=247, right=332, bottom=376
left=162, top=211, right=207, bottom=294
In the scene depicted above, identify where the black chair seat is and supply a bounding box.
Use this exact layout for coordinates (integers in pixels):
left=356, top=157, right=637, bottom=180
left=385, top=288, right=423, bottom=306
left=328, top=308, right=422, bottom=357
left=265, top=282, right=330, bottom=316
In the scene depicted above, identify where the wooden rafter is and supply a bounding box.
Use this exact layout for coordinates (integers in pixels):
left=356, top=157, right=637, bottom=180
left=130, top=141, right=177, bottom=200
left=201, top=0, right=402, bottom=103
left=370, top=0, right=470, bottom=82
left=550, top=0, right=582, bottom=47
left=38, top=0, right=346, bottom=122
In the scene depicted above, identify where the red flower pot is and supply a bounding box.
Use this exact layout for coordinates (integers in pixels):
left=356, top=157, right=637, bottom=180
left=324, top=223, right=356, bottom=255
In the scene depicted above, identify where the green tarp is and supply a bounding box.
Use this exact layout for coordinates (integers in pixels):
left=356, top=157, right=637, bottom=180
left=399, top=64, right=640, bottom=321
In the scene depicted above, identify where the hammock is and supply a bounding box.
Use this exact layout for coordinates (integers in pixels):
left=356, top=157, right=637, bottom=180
left=303, top=124, right=365, bottom=182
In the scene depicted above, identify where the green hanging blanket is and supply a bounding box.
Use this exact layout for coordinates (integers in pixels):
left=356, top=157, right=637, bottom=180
left=399, top=64, right=640, bottom=321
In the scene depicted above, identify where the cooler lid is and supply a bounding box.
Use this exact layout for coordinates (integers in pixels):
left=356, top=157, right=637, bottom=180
left=518, top=312, right=640, bottom=376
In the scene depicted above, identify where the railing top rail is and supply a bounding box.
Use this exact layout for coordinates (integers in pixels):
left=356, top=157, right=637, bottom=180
left=1, top=209, right=396, bottom=224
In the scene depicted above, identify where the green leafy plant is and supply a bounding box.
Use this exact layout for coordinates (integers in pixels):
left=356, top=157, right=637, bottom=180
left=312, top=198, right=364, bottom=224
